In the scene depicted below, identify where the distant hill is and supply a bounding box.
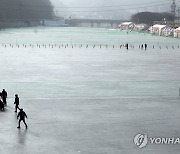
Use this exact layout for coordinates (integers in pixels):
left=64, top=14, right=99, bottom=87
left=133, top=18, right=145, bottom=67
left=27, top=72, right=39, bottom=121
left=0, top=0, right=54, bottom=20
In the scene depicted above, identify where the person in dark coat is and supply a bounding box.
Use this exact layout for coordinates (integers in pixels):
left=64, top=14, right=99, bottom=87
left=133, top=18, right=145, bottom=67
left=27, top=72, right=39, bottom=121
left=14, top=94, right=19, bottom=112
left=141, top=44, right=144, bottom=49
left=0, top=99, right=4, bottom=111
left=145, top=43, right=147, bottom=50
left=1, top=89, right=7, bottom=106
left=17, top=108, right=28, bottom=129
left=125, top=43, right=129, bottom=50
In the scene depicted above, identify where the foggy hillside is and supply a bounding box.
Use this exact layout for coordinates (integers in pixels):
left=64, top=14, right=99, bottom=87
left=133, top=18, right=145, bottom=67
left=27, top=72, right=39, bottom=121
left=51, top=0, right=177, bottom=20
left=0, top=0, right=178, bottom=20
left=0, top=0, right=54, bottom=20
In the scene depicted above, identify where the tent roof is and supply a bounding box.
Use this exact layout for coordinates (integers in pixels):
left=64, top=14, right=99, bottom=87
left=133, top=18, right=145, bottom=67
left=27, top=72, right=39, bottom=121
left=153, top=24, right=167, bottom=29
left=175, top=27, right=180, bottom=30
left=121, top=22, right=133, bottom=25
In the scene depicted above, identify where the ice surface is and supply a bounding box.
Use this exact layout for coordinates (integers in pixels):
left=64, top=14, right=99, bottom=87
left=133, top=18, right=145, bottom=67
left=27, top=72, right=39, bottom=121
left=0, top=27, right=180, bottom=154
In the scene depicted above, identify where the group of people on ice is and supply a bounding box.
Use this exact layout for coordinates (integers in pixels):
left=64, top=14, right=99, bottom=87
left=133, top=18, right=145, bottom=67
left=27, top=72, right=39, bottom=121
left=0, top=89, right=28, bottom=129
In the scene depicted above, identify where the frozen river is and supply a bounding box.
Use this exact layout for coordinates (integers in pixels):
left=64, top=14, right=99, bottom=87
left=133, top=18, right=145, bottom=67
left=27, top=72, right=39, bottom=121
left=0, top=27, right=180, bottom=154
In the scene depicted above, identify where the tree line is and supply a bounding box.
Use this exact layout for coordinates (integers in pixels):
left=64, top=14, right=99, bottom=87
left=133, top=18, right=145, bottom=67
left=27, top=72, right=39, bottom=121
left=0, top=0, right=54, bottom=20
left=131, top=12, right=175, bottom=25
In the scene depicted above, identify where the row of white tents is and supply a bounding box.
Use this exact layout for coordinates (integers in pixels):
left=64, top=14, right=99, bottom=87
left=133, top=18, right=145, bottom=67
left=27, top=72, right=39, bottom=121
left=149, top=24, right=180, bottom=38
left=118, top=22, right=180, bottom=38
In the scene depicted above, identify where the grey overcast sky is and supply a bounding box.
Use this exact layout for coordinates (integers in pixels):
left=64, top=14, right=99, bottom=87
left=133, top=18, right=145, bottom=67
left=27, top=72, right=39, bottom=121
left=50, top=0, right=180, bottom=19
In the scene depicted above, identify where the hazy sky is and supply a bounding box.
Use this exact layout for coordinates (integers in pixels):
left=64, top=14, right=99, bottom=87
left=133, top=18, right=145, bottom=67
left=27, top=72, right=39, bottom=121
left=50, top=0, right=180, bottom=19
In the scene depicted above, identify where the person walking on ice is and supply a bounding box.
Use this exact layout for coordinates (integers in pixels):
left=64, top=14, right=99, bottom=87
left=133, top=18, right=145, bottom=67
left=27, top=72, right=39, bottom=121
left=17, top=108, right=28, bottom=129
left=14, top=94, right=19, bottom=112
left=1, top=89, right=7, bottom=106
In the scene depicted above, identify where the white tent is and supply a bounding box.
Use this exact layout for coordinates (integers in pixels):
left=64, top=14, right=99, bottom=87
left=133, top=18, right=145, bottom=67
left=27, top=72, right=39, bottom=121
left=118, top=22, right=134, bottom=30
left=134, top=24, right=148, bottom=31
left=174, top=27, right=180, bottom=38
left=161, top=27, right=174, bottom=37
left=151, top=24, right=167, bottom=35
